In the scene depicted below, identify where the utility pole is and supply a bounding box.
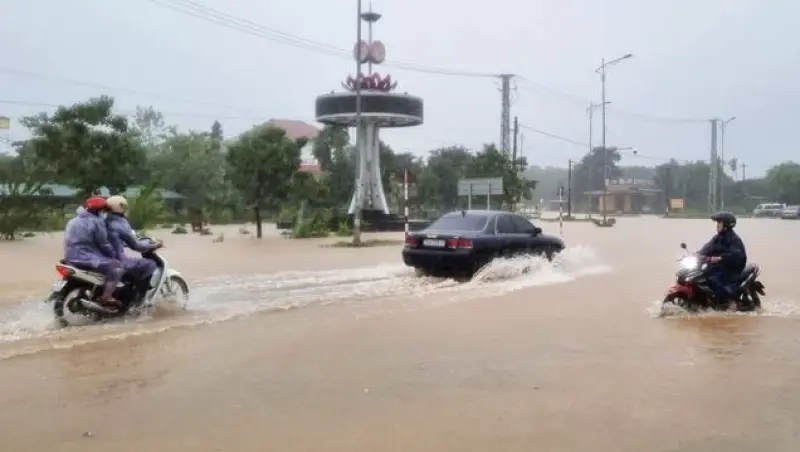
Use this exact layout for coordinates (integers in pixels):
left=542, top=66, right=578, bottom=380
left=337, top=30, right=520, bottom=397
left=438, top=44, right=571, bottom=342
left=741, top=162, right=746, bottom=181
left=708, top=118, right=719, bottom=213
left=595, top=54, right=632, bottom=224
left=567, top=159, right=573, bottom=217
left=719, top=116, right=736, bottom=210
left=499, top=74, right=513, bottom=154
left=512, top=116, right=519, bottom=169
left=352, top=0, right=364, bottom=245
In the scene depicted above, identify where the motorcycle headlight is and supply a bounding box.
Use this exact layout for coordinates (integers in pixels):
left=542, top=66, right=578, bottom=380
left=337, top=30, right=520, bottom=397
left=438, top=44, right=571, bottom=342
left=680, top=256, right=699, bottom=270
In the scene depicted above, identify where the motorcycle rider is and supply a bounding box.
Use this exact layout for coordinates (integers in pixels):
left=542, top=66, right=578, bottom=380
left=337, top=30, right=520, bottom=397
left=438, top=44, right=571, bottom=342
left=105, top=195, right=162, bottom=302
left=63, top=196, right=124, bottom=311
left=698, top=211, right=749, bottom=309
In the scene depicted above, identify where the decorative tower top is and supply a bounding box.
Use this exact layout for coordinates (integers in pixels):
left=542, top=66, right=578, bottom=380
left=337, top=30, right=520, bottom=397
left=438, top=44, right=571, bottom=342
left=343, top=3, right=397, bottom=93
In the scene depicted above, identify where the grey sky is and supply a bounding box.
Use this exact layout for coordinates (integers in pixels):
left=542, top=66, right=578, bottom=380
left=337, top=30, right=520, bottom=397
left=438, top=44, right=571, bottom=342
left=1, top=0, right=798, bottom=176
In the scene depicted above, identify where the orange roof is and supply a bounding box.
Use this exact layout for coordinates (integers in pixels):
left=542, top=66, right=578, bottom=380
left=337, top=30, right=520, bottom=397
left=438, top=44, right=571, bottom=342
left=267, top=119, right=320, bottom=140
left=298, top=163, right=323, bottom=174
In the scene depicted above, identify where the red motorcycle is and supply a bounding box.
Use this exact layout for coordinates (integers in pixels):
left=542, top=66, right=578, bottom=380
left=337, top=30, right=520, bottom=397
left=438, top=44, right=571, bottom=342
left=663, top=243, right=765, bottom=312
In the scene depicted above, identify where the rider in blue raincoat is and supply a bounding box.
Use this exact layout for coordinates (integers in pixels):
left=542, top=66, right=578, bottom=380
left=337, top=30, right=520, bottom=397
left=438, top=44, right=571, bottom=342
left=63, top=196, right=124, bottom=309
left=105, top=195, right=162, bottom=302
left=699, top=211, right=749, bottom=309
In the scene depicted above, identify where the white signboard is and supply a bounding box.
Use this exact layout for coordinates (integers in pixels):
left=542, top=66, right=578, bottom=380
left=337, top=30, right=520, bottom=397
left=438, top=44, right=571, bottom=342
left=457, top=177, right=504, bottom=196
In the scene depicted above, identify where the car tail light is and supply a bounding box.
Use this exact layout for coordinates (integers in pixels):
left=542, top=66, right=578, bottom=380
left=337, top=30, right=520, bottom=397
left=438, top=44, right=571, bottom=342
left=404, top=234, right=419, bottom=248
left=55, top=264, right=73, bottom=278
left=446, top=238, right=473, bottom=249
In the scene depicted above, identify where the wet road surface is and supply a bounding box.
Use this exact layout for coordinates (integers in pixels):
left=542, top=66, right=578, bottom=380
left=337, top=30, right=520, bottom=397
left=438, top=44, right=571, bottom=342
left=0, top=219, right=799, bottom=451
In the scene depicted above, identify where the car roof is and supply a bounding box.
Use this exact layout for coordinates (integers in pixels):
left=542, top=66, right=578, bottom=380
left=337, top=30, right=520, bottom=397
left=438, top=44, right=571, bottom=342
left=442, top=210, right=513, bottom=217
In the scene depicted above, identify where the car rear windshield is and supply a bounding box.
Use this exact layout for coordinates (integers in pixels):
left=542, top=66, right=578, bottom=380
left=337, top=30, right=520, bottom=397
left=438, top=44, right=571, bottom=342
left=428, top=214, right=488, bottom=231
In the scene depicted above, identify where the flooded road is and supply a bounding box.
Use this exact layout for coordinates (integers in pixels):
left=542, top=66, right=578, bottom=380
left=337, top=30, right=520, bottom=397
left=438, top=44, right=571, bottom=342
left=0, top=218, right=799, bottom=451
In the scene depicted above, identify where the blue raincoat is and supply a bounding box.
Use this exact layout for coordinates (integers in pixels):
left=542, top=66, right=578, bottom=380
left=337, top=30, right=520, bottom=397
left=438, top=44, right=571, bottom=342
left=105, top=213, right=157, bottom=283
left=105, top=213, right=154, bottom=259
left=63, top=207, right=117, bottom=268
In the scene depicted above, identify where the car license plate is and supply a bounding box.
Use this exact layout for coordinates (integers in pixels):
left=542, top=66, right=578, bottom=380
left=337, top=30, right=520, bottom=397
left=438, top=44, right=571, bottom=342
left=52, top=279, right=66, bottom=291
left=423, top=239, right=445, bottom=248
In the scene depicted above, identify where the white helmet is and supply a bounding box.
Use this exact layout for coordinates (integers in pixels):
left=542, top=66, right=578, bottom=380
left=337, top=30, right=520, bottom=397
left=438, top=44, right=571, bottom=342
left=106, top=195, right=129, bottom=215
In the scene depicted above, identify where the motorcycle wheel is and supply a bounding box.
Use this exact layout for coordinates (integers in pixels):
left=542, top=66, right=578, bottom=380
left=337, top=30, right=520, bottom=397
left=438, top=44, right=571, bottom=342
left=157, top=276, right=190, bottom=310
left=663, top=293, right=698, bottom=312
left=54, top=288, right=100, bottom=327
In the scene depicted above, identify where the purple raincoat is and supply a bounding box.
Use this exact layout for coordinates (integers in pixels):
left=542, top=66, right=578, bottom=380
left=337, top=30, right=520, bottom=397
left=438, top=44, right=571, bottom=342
left=105, top=213, right=154, bottom=259
left=63, top=207, right=117, bottom=268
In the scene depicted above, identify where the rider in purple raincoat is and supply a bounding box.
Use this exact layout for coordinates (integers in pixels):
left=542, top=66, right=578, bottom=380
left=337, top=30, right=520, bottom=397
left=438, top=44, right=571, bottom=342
left=63, top=196, right=124, bottom=309
left=104, top=195, right=162, bottom=302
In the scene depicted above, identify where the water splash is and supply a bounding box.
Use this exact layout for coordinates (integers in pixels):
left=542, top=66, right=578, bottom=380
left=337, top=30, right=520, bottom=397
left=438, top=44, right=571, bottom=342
left=0, top=246, right=609, bottom=357
left=649, top=298, right=800, bottom=318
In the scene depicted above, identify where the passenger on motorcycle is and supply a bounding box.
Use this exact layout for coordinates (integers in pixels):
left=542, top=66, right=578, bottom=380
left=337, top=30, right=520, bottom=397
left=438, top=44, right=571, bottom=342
left=105, top=195, right=162, bottom=302
left=698, top=211, right=748, bottom=308
left=63, top=196, right=124, bottom=310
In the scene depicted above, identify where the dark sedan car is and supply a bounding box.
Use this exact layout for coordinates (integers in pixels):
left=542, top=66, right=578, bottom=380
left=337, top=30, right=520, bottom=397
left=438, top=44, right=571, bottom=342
left=402, top=210, right=565, bottom=278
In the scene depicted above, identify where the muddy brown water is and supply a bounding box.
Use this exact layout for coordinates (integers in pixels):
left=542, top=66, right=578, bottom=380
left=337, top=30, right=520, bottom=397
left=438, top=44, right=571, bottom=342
left=0, top=218, right=799, bottom=451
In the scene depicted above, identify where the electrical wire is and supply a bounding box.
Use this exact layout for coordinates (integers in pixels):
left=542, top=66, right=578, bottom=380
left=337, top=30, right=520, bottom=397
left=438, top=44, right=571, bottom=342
left=144, top=0, right=498, bottom=78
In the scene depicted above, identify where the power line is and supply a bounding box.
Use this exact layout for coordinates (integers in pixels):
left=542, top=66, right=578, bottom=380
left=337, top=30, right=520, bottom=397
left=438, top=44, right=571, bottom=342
left=0, top=99, right=269, bottom=121
left=144, top=0, right=497, bottom=78
left=515, top=76, right=708, bottom=124
left=518, top=122, right=682, bottom=163
left=150, top=0, right=712, bottom=124
left=0, top=66, right=268, bottom=115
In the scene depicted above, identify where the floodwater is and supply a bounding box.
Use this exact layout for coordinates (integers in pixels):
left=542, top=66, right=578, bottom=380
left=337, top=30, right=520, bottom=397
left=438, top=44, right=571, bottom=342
left=0, top=218, right=799, bottom=451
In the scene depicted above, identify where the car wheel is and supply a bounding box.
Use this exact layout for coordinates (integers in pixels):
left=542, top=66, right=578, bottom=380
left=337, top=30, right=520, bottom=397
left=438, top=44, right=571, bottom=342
left=414, top=268, right=431, bottom=278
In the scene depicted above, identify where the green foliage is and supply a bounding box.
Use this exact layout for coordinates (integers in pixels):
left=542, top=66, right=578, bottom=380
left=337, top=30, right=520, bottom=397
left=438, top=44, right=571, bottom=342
left=766, top=162, right=800, bottom=204
left=126, top=185, right=166, bottom=233
left=227, top=124, right=305, bottom=238
left=0, top=147, right=54, bottom=240
left=151, top=130, right=226, bottom=214
left=291, top=209, right=331, bottom=238
left=327, top=238, right=402, bottom=248
left=335, top=218, right=352, bottom=237
left=20, top=96, right=146, bottom=196
left=7, top=94, right=800, bottom=240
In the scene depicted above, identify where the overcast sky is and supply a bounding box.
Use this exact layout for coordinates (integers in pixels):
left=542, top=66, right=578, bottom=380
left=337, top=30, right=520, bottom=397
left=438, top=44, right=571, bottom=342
left=1, top=0, right=798, bottom=176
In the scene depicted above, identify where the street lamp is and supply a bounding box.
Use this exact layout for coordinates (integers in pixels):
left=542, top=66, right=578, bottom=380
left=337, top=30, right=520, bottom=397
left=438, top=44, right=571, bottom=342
left=585, top=101, right=610, bottom=217
left=719, top=116, right=736, bottom=210
left=595, top=53, right=633, bottom=223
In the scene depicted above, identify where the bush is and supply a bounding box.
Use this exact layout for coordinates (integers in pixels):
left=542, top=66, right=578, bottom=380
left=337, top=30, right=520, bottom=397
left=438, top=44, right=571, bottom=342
left=127, top=186, right=167, bottom=232
left=335, top=218, right=352, bottom=236
left=291, top=209, right=331, bottom=238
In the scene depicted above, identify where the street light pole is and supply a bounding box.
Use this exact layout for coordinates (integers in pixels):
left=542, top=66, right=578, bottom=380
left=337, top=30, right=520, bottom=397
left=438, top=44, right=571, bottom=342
left=595, top=53, right=632, bottom=223
left=586, top=101, right=610, bottom=217
left=719, top=116, right=736, bottom=210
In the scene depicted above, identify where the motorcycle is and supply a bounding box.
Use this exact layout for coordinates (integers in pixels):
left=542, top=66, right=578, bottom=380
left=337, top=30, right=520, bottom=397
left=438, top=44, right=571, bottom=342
left=46, top=237, right=190, bottom=326
left=663, top=242, right=765, bottom=312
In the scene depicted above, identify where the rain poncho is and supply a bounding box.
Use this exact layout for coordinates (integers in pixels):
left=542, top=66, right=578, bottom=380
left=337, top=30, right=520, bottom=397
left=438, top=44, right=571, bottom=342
left=105, top=213, right=153, bottom=259
left=63, top=207, right=117, bottom=268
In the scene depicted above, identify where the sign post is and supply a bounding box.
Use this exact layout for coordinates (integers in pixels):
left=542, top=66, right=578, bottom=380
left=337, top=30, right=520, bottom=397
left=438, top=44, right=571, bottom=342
left=458, top=177, right=503, bottom=210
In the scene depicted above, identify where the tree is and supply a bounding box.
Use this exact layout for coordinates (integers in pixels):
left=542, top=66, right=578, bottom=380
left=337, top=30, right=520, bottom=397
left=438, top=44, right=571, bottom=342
left=464, top=144, right=533, bottom=207
left=20, top=96, right=146, bottom=197
left=227, top=125, right=306, bottom=238
left=766, top=162, right=800, bottom=204
left=0, top=144, right=54, bottom=239
left=131, top=106, right=172, bottom=153
left=416, top=146, right=473, bottom=210
left=312, top=125, right=349, bottom=171
left=156, top=130, right=226, bottom=217
left=571, top=146, right=622, bottom=207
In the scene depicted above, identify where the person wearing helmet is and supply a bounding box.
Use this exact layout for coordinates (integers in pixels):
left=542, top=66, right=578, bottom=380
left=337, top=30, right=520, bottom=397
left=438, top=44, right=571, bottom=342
left=698, top=211, right=749, bottom=309
left=63, top=196, right=125, bottom=311
left=105, top=195, right=162, bottom=302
